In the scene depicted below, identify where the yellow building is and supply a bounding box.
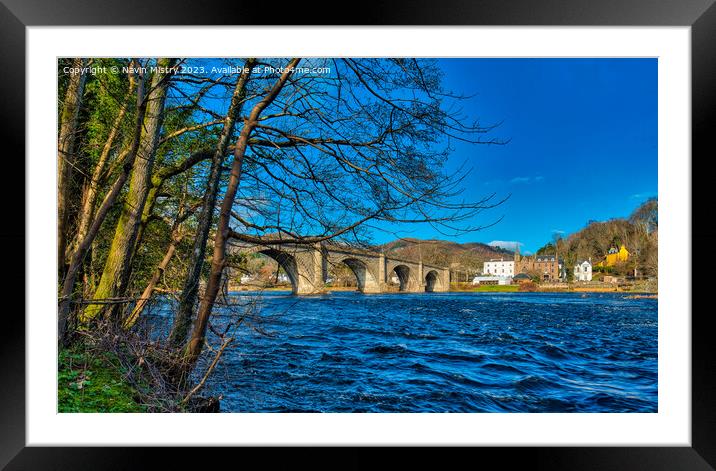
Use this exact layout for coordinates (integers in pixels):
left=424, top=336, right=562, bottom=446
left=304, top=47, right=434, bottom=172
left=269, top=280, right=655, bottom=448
left=597, top=244, right=630, bottom=267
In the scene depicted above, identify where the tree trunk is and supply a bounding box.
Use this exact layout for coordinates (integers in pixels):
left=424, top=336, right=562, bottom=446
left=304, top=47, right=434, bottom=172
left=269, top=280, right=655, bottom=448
left=124, top=191, right=197, bottom=328
left=123, top=225, right=183, bottom=329
left=59, top=65, right=148, bottom=344
left=57, top=58, right=88, bottom=278
left=184, top=58, right=300, bottom=365
left=83, top=58, right=175, bottom=322
left=67, top=78, right=135, bottom=265
left=169, top=59, right=256, bottom=347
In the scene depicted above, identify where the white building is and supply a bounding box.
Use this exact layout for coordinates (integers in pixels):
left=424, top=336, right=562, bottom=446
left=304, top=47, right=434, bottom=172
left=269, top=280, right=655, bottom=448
left=483, top=258, right=515, bottom=277
left=573, top=259, right=592, bottom=281
left=472, top=275, right=513, bottom=286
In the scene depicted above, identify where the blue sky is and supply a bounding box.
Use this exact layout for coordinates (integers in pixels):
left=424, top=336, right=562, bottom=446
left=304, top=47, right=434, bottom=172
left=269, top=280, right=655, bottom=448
left=372, top=58, right=657, bottom=253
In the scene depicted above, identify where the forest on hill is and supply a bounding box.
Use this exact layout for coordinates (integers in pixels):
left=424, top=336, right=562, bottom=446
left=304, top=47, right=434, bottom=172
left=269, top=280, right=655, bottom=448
left=537, top=198, right=658, bottom=278
left=381, top=238, right=512, bottom=272
left=375, top=198, right=658, bottom=281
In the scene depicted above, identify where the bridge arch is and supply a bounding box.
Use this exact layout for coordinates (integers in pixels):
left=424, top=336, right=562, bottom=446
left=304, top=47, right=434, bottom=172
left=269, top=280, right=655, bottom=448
left=390, top=264, right=412, bottom=292
left=256, top=248, right=300, bottom=293
left=232, top=242, right=325, bottom=295
left=337, top=257, right=381, bottom=293
left=425, top=269, right=443, bottom=292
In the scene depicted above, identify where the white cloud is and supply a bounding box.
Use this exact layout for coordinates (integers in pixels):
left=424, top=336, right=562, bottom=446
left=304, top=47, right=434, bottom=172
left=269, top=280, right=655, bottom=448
left=631, top=192, right=657, bottom=200
left=510, top=175, right=545, bottom=184
left=488, top=240, right=523, bottom=251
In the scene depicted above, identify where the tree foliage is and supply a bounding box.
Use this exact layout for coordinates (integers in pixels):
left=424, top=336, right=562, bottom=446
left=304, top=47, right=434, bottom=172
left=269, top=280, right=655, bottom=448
left=536, top=198, right=658, bottom=277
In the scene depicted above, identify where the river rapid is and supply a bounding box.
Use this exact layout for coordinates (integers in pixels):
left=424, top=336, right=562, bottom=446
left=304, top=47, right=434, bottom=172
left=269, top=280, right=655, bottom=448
left=160, top=291, right=658, bottom=413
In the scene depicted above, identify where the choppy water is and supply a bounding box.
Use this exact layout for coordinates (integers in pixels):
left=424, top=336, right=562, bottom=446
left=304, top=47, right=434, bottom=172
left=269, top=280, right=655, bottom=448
left=175, top=291, right=658, bottom=412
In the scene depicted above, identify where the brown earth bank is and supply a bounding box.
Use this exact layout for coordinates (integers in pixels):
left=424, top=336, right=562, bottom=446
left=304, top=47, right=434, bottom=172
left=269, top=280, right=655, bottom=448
left=232, top=284, right=657, bottom=295
left=451, top=281, right=657, bottom=295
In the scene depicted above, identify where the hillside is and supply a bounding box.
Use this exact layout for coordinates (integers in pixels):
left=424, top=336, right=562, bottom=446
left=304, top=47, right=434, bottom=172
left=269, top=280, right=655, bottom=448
left=379, top=238, right=513, bottom=271
left=536, top=198, right=658, bottom=278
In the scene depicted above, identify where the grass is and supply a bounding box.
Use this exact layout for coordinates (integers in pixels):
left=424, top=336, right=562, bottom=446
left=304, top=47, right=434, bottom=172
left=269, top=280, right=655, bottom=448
left=58, top=347, right=145, bottom=413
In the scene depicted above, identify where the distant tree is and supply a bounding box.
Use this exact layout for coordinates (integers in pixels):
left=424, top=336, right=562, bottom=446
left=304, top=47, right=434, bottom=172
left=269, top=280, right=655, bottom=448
left=535, top=198, right=658, bottom=281
left=630, top=197, right=658, bottom=234
left=536, top=242, right=555, bottom=255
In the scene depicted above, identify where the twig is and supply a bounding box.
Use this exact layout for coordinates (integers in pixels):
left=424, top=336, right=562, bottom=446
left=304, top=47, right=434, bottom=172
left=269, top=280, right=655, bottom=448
left=180, top=336, right=234, bottom=407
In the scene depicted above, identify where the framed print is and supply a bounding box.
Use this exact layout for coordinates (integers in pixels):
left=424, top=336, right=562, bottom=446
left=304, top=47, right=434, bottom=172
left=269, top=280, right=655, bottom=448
left=2, top=0, right=715, bottom=469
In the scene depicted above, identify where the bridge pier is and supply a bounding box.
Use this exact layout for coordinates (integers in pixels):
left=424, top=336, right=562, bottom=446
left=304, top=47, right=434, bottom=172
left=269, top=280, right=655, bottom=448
left=377, top=252, right=386, bottom=292
left=290, top=243, right=325, bottom=295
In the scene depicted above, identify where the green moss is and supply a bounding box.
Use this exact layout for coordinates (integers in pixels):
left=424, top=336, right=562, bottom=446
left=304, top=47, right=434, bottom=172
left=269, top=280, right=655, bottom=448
left=58, top=347, right=145, bottom=413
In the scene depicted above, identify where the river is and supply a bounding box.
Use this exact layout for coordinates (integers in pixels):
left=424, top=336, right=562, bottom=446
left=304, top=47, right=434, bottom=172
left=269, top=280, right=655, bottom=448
left=159, top=291, right=658, bottom=412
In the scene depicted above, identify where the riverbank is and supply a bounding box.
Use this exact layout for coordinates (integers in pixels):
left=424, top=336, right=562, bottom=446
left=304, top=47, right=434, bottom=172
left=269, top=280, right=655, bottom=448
left=234, top=284, right=657, bottom=295
left=58, top=347, right=145, bottom=412
left=451, top=284, right=519, bottom=292
left=59, top=338, right=222, bottom=413
left=451, top=282, right=657, bottom=295
left=235, top=285, right=368, bottom=292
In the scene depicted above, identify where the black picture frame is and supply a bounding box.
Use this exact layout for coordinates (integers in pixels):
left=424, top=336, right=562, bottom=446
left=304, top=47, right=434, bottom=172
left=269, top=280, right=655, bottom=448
left=2, top=1, right=714, bottom=469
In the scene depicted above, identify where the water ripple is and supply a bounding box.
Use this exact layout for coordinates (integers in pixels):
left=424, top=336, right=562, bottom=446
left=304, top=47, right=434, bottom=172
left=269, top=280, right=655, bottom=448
left=183, top=291, right=658, bottom=413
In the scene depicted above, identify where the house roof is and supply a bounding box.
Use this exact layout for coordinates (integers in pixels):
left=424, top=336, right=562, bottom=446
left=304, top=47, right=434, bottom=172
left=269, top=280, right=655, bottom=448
left=513, top=273, right=531, bottom=280
left=535, top=255, right=557, bottom=262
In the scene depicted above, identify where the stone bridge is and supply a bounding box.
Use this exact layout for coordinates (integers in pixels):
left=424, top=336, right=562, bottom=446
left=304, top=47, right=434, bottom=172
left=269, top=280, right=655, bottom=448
left=230, top=241, right=450, bottom=295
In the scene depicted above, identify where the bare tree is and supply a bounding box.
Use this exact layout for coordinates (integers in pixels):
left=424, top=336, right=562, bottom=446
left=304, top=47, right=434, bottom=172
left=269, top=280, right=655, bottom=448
left=181, top=58, right=505, bottom=364
left=185, top=58, right=302, bottom=364
left=169, top=59, right=256, bottom=347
